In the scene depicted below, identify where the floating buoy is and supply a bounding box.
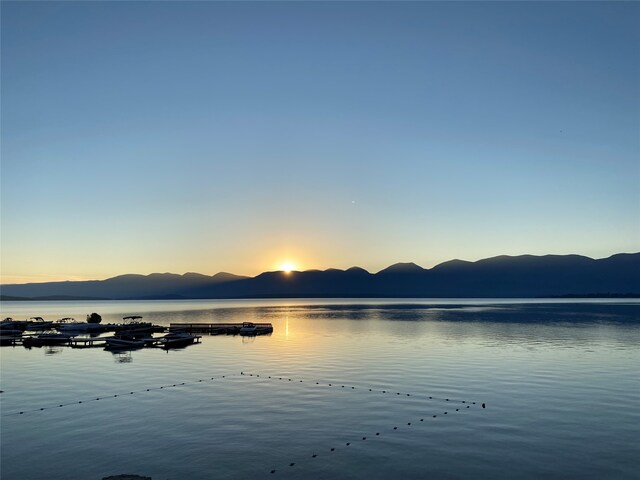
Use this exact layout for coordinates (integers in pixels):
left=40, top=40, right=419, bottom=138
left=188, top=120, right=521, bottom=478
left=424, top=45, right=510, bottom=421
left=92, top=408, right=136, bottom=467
left=331, top=448, right=335, bottom=451
left=270, top=470, right=275, bottom=474
left=482, top=403, right=485, bottom=408
left=312, top=454, right=317, bottom=458
left=376, top=432, right=380, bottom=435
left=289, top=463, right=295, bottom=467
left=346, top=443, right=350, bottom=446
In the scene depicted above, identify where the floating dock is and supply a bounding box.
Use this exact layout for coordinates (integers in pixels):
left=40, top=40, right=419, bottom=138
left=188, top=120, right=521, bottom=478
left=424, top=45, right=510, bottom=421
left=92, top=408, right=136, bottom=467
left=68, top=337, right=109, bottom=348
left=169, top=323, right=273, bottom=335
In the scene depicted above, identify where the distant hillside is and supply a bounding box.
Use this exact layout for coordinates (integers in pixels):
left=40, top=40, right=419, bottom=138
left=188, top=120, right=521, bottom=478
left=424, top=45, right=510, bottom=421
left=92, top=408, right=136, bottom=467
left=1, top=253, right=638, bottom=300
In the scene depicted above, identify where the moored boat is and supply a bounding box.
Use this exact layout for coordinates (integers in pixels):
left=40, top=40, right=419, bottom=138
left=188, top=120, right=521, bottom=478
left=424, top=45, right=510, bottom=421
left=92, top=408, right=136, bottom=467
left=105, top=335, right=146, bottom=349
left=26, top=317, right=54, bottom=330
left=1, top=318, right=28, bottom=331
left=239, top=322, right=258, bottom=336
left=57, top=318, right=110, bottom=333
left=117, top=316, right=164, bottom=334
left=158, top=331, right=201, bottom=348
left=22, top=333, right=72, bottom=347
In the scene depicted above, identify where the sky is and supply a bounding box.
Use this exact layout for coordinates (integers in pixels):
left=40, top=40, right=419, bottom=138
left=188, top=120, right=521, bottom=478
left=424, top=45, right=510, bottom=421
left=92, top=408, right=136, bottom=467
left=1, top=1, right=639, bottom=283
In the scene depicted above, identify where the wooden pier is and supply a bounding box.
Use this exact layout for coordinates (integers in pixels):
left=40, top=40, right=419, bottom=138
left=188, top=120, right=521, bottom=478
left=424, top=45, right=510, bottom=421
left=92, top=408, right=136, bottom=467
left=169, top=323, right=273, bottom=335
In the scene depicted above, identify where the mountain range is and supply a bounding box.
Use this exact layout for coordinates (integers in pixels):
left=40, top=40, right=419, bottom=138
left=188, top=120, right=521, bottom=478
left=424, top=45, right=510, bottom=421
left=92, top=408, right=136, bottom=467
left=1, top=253, right=638, bottom=300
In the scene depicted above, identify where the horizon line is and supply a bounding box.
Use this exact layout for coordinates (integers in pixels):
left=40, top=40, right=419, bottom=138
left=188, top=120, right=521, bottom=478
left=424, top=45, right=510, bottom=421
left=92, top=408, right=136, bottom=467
left=1, top=251, right=637, bottom=286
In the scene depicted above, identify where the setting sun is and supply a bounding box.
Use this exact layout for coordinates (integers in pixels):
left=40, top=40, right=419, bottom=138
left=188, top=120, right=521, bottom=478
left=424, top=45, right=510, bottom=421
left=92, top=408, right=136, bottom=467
left=278, top=262, right=297, bottom=273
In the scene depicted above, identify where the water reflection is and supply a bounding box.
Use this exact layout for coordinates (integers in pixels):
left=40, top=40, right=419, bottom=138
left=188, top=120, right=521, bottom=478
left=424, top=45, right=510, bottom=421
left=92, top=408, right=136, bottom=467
left=110, top=350, right=133, bottom=363
left=44, top=346, right=63, bottom=356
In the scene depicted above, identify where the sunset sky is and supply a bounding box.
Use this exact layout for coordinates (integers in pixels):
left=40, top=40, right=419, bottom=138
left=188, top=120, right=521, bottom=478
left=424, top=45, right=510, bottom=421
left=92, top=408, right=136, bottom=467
left=1, top=1, right=639, bottom=284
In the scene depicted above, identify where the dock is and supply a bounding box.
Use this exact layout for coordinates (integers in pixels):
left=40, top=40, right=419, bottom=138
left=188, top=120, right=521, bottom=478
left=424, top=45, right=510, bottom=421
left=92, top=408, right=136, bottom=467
left=169, top=323, right=273, bottom=335
left=68, top=337, right=109, bottom=348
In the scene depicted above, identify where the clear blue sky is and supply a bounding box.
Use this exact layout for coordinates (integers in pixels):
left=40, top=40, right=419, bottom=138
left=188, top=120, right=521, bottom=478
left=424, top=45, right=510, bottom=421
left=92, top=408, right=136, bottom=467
left=1, top=1, right=639, bottom=283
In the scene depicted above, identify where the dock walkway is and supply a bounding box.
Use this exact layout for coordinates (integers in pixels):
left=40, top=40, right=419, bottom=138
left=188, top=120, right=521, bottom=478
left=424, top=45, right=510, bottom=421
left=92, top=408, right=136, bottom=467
left=169, top=323, right=273, bottom=335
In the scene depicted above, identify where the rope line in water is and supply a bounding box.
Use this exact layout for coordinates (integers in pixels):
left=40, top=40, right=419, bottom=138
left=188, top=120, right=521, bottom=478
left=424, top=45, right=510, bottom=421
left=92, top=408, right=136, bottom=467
left=266, top=405, right=481, bottom=475
left=5, top=371, right=487, bottom=418
left=2, top=374, right=235, bottom=417
left=239, top=372, right=483, bottom=406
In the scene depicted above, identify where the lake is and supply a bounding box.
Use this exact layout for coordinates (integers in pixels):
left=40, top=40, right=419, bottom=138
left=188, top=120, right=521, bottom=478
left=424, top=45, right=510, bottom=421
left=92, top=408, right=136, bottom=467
left=1, top=299, right=639, bottom=479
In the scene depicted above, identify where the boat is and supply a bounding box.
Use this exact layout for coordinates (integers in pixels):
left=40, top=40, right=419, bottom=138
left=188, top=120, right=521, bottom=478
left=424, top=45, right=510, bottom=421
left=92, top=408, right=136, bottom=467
left=22, top=333, right=72, bottom=347
left=158, top=331, right=201, bottom=348
left=53, top=317, right=105, bottom=333
left=1, top=318, right=28, bottom=331
left=105, top=333, right=146, bottom=350
left=25, top=317, right=54, bottom=330
left=56, top=318, right=110, bottom=333
left=239, top=322, right=258, bottom=336
left=117, top=316, right=164, bottom=334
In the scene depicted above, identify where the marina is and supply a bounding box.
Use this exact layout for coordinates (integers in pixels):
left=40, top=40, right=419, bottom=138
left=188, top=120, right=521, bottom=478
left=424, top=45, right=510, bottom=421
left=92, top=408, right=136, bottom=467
left=169, top=322, right=273, bottom=336
left=0, top=315, right=206, bottom=351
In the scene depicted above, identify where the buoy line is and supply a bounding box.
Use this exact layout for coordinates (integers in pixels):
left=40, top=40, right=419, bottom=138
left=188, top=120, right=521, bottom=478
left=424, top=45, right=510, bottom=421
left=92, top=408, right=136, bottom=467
left=265, top=405, right=482, bottom=475
left=2, top=374, right=236, bottom=417
left=5, top=371, right=487, bottom=418
left=239, top=372, right=484, bottom=406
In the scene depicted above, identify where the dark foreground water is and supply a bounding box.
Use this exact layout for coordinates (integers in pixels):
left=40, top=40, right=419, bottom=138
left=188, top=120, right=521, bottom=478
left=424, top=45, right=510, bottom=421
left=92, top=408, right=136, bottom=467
left=1, top=299, right=639, bottom=480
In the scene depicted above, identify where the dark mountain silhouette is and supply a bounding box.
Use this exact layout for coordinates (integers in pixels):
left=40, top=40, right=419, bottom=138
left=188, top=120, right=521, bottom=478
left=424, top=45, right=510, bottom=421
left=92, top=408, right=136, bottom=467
left=1, top=253, right=638, bottom=300
left=0, top=271, right=247, bottom=300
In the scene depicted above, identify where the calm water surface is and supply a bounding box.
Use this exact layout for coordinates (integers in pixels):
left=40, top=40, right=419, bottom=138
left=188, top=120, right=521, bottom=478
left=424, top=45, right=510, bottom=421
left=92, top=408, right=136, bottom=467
left=1, top=299, right=639, bottom=479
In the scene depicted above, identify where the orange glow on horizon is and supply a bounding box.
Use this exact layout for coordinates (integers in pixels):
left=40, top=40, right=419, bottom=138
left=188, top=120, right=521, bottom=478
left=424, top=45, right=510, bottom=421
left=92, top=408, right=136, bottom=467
left=278, top=262, right=297, bottom=273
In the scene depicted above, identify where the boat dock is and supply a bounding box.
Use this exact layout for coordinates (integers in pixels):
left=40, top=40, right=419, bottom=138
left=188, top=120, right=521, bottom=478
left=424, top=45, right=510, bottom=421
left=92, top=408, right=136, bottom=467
left=68, top=337, right=109, bottom=348
left=169, top=323, right=273, bottom=335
